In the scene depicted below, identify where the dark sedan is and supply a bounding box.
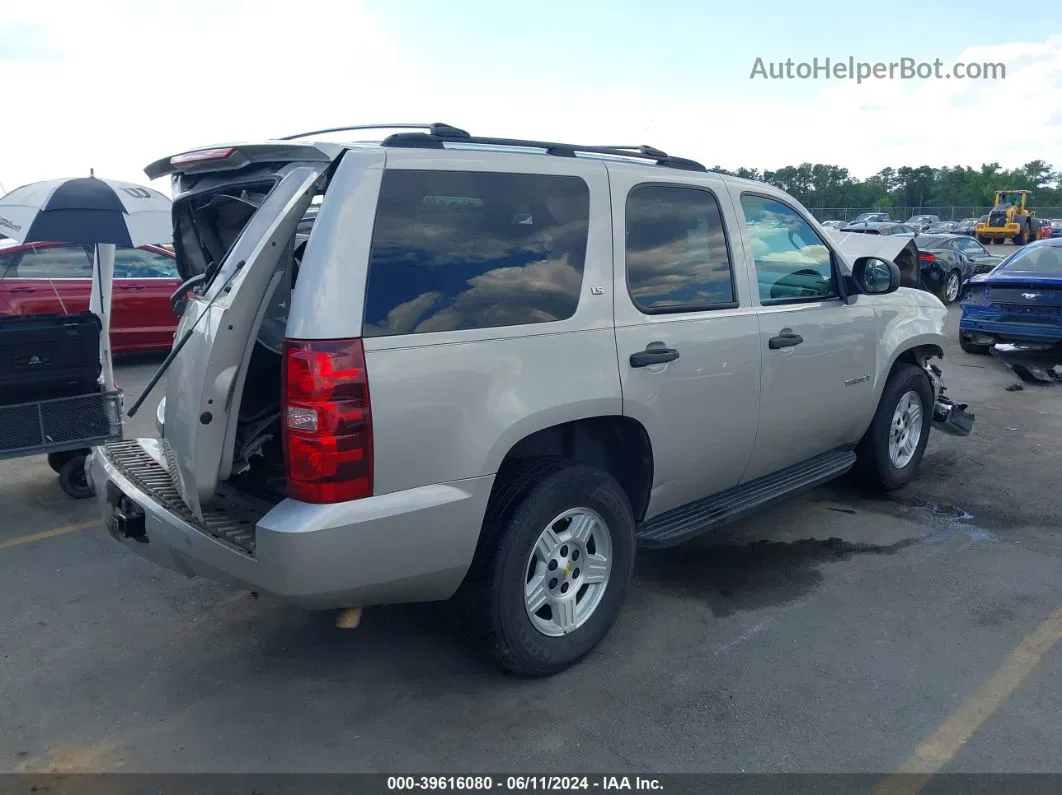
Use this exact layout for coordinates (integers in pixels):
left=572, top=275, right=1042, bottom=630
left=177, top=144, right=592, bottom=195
left=959, top=238, right=1062, bottom=353
left=924, top=221, right=957, bottom=234
left=914, top=234, right=1003, bottom=305
left=906, top=214, right=940, bottom=232
left=950, top=218, right=980, bottom=237
left=839, top=221, right=919, bottom=236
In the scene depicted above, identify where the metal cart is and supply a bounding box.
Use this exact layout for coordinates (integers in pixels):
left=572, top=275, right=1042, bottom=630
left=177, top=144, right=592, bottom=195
left=0, top=244, right=122, bottom=499
left=0, top=389, right=124, bottom=498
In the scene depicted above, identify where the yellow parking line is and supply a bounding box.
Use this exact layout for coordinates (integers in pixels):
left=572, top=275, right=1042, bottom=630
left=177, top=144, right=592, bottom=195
left=872, top=606, right=1062, bottom=795
left=0, top=520, right=98, bottom=551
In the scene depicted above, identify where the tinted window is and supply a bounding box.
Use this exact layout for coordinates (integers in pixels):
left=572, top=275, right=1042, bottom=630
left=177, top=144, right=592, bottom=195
left=741, top=194, right=837, bottom=304
left=113, top=248, right=180, bottom=279
left=13, top=245, right=92, bottom=278
left=624, top=185, right=735, bottom=313
left=1000, top=245, right=1062, bottom=274
left=916, top=236, right=946, bottom=248
left=363, top=170, right=590, bottom=337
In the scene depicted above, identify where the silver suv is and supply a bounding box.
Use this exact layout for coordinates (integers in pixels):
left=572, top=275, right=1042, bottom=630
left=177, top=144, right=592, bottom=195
left=89, top=124, right=974, bottom=677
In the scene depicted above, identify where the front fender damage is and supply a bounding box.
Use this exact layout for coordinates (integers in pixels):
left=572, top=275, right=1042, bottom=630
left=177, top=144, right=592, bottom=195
left=920, top=356, right=976, bottom=437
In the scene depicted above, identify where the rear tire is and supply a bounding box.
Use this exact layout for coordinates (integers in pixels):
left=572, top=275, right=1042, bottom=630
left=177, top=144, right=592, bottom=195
left=939, top=269, right=962, bottom=304
left=58, top=454, right=93, bottom=499
left=959, top=335, right=991, bottom=355
left=457, top=458, right=636, bottom=677
left=855, top=364, right=934, bottom=491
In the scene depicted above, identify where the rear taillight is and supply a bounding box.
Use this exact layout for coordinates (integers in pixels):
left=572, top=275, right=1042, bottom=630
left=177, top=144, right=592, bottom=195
left=919, top=252, right=935, bottom=266
left=282, top=338, right=373, bottom=504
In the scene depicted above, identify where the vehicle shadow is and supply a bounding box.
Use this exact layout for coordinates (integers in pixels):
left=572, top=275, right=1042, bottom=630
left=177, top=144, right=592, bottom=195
left=633, top=533, right=920, bottom=619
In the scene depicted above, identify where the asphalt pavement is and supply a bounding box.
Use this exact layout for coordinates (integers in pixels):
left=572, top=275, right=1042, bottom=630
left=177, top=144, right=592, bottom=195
left=2, top=289, right=1061, bottom=776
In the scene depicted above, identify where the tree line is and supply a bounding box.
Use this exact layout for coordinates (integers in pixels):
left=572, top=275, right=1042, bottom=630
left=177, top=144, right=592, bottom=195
left=707, top=160, right=1062, bottom=212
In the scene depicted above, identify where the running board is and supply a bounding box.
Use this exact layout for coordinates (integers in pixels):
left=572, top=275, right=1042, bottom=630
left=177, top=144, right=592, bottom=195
left=635, top=450, right=858, bottom=549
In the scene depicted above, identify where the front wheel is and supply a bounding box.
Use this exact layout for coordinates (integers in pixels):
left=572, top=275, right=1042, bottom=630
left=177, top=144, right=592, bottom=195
left=855, top=364, right=934, bottom=491
left=459, top=459, right=636, bottom=677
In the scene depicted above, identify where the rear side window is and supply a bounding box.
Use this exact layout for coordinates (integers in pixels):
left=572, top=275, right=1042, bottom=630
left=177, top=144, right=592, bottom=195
left=113, top=248, right=180, bottom=279
left=362, top=170, right=590, bottom=337
left=11, top=245, right=93, bottom=278
left=624, top=184, right=735, bottom=313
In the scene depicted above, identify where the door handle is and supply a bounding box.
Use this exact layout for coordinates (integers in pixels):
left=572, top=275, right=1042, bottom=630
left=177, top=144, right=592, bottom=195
left=7, top=286, right=35, bottom=294
left=768, top=331, right=804, bottom=350
left=630, top=345, right=680, bottom=368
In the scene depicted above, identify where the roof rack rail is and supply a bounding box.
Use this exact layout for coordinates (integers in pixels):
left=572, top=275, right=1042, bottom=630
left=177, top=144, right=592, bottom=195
left=594, top=145, right=670, bottom=159
left=277, top=122, right=470, bottom=142
left=380, top=130, right=707, bottom=172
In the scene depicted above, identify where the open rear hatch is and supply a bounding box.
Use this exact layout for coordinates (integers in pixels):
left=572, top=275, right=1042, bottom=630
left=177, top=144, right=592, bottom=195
left=141, top=142, right=346, bottom=520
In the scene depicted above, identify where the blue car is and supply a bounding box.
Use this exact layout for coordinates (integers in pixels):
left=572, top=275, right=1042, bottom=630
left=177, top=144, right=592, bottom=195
left=959, top=238, right=1062, bottom=354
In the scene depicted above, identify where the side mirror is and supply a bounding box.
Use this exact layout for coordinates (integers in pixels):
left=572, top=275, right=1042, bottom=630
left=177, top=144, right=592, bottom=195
left=852, top=256, right=901, bottom=295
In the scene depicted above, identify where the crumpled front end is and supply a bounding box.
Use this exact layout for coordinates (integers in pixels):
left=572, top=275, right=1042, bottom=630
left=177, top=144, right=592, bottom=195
left=921, top=360, right=976, bottom=437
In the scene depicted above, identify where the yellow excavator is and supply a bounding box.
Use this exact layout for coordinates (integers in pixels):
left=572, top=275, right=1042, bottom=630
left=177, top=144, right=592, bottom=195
left=975, top=189, right=1038, bottom=245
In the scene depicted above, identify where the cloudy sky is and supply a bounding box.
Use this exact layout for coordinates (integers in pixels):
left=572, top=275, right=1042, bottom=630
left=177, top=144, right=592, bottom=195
left=1, top=0, right=1060, bottom=195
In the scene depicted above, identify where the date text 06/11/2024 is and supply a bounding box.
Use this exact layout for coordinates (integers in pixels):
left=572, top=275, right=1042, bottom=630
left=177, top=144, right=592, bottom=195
left=386, top=775, right=665, bottom=791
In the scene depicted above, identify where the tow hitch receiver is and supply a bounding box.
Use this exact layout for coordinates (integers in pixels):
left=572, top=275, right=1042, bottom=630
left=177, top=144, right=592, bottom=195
left=106, top=482, right=147, bottom=542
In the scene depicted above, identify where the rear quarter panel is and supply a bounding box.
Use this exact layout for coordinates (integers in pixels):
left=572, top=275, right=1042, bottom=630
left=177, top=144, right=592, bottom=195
left=291, top=148, right=621, bottom=497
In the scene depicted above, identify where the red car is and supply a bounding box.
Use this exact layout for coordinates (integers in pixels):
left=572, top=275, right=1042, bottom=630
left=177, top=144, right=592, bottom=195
left=0, top=240, right=180, bottom=354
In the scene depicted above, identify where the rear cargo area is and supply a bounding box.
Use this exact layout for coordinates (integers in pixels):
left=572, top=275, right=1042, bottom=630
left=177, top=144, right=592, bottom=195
left=164, top=175, right=322, bottom=509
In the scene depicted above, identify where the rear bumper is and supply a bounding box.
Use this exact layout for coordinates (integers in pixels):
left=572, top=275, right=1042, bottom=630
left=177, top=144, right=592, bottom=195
left=88, top=440, right=494, bottom=609
left=959, top=317, right=1062, bottom=344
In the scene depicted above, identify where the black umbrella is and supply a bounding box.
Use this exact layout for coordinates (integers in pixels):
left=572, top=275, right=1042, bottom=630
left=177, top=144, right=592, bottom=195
left=0, top=172, right=171, bottom=247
